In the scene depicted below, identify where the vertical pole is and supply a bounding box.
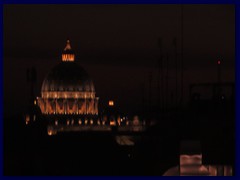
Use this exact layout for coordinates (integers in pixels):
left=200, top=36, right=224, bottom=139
left=166, top=54, right=169, bottom=113
left=158, top=38, right=162, bottom=112
left=141, top=83, right=145, bottom=118
left=217, top=59, right=221, bottom=100
left=173, top=37, right=178, bottom=108
left=161, top=55, right=164, bottom=114
left=149, top=72, right=152, bottom=118
left=180, top=4, right=184, bottom=106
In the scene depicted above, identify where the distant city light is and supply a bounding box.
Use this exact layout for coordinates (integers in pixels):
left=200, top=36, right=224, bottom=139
left=217, top=60, right=221, bottom=65
left=48, top=130, right=53, bottom=136
left=109, top=100, right=114, bottom=106
left=110, top=120, right=116, bottom=126
left=25, top=114, right=30, bottom=125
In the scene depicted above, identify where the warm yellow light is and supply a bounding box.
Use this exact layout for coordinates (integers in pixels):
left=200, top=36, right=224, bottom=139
left=25, top=114, right=30, bottom=125
left=34, top=100, right=37, bottom=105
left=62, top=54, right=75, bottom=62
left=48, top=130, right=53, bottom=136
left=109, top=100, right=114, bottom=106
left=110, top=120, right=116, bottom=126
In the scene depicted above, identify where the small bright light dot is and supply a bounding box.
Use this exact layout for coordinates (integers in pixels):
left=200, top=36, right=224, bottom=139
left=109, top=100, right=114, bottom=106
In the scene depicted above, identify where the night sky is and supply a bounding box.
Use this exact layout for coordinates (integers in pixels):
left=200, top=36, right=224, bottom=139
left=4, top=4, right=235, bottom=116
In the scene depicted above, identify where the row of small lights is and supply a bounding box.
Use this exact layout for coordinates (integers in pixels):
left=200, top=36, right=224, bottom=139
left=53, top=118, right=130, bottom=126
left=54, top=119, right=106, bottom=126
left=44, top=112, right=98, bottom=115
left=42, top=92, right=95, bottom=99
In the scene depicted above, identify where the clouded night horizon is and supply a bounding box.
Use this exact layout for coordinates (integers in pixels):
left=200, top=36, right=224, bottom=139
left=4, top=4, right=235, bottom=176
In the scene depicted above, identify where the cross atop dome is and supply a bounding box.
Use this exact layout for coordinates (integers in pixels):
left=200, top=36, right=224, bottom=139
left=62, top=39, right=75, bottom=62
left=64, top=39, right=72, bottom=51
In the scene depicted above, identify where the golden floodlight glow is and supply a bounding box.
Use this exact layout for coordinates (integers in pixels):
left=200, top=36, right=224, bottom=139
left=36, top=39, right=99, bottom=116
left=48, top=130, right=53, bottom=136
left=109, top=100, right=114, bottom=106
left=25, top=114, right=30, bottom=125
left=110, top=120, right=116, bottom=126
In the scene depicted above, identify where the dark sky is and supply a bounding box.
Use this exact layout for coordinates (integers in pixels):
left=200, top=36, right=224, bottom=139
left=4, top=4, right=235, bottom=116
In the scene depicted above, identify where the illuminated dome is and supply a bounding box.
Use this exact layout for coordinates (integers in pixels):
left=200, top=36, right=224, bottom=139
left=37, top=39, right=99, bottom=115
left=41, top=62, right=95, bottom=93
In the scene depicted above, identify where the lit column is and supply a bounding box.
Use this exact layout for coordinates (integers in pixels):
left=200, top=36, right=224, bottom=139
left=56, top=99, right=58, bottom=114
left=93, top=100, right=95, bottom=114
left=89, top=99, right=93, bottom=114
left=54, top=99, right=56, bottom=114
left=64, top=99, right=67, bottom=114
left=76, top=99, right=79, bottom=114
left=85, top=98, right=87, bottom=114
left=95, top=98, right=99, bottom=115
left=86, top=99, right=88, bottom=114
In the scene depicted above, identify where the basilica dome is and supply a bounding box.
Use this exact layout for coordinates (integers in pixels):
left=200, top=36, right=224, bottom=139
left=41, top=62, right=95, bottom=93
left=37, top=39, right=99, bottom=115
